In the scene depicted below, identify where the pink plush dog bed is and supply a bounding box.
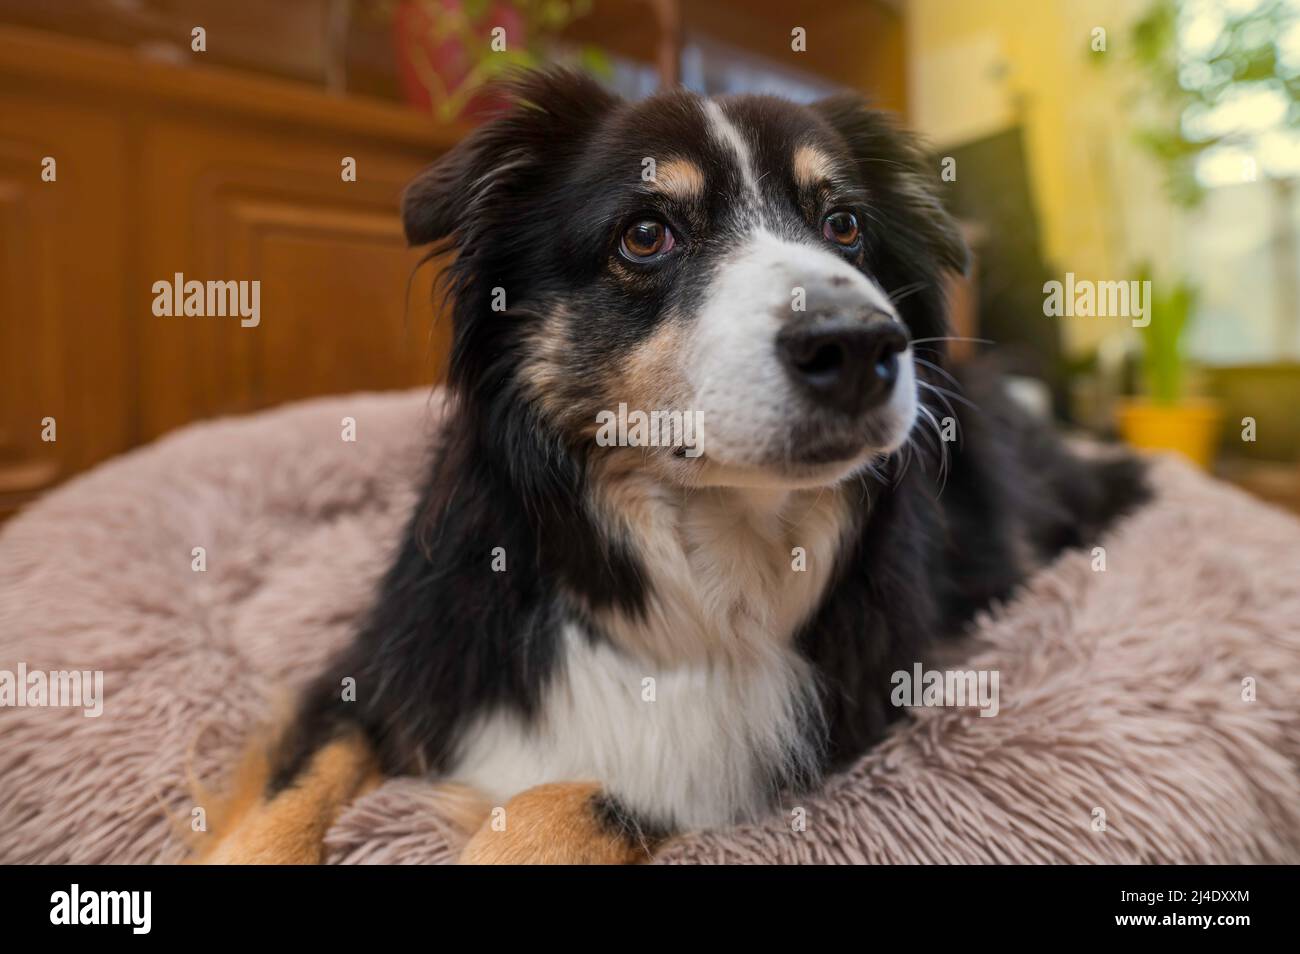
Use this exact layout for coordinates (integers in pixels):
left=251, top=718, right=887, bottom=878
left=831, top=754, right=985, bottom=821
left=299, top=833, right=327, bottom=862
left=2, top=390, right=1298, bottom=864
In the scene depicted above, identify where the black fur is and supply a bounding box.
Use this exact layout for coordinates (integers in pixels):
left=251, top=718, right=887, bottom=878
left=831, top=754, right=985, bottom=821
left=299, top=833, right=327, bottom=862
left=590, top=792, right=671, bottom=853
left=268, top=70, right=1148, bottom=835
left=799, top=368, right=1149, bottom=768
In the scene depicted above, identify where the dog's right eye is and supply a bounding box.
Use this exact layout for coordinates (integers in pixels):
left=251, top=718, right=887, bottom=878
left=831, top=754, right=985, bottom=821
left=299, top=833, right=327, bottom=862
left=620, top=219, right=675, bottom=261
left=822, top=210, right=861, bottom=248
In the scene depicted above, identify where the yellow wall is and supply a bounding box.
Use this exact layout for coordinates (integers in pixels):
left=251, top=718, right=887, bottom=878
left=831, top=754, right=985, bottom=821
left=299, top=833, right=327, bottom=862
left=905, top=0, right=1178, bottom=354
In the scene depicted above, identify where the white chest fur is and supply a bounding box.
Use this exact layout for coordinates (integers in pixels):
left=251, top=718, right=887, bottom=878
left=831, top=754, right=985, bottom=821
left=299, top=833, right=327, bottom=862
left=448, top=485, right=851, bottom=829
left=448, top=625, right=819, bottom=828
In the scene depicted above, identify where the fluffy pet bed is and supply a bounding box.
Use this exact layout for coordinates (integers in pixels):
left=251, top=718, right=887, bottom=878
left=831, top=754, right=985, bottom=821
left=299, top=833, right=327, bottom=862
left=2, top=390, right=1298, bottom=864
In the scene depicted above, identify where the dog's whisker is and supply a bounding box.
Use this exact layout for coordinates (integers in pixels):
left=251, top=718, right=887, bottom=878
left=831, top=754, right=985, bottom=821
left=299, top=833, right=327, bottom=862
left=917, top=380, right=959, bottom=422
left=918, top=379, right=979, bottom=414
left=909, top=335, right=997, bottom=346
left=891, top=440, right=914, bottom=487
left=912, top=355, right=965, bottom=393
left=917, top=404, right=952, bottom=497
left=887, top=281, right=928, bottom=305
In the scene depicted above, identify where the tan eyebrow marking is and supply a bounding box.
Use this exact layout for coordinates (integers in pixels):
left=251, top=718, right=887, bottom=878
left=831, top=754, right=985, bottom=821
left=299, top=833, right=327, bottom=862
left=649, top=158, right=707, bottom=202
left=793, top=144, right=836, bottom=190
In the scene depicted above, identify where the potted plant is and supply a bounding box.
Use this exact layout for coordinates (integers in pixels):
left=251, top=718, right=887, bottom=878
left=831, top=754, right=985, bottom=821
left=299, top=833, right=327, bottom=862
left=380, top=0, right=604, bottom=123
left=1115, top=266, right=1222, bottom=467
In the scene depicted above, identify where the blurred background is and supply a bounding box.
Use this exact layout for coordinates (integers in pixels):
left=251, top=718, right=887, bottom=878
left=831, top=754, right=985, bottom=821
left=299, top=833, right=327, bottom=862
left=1, top=0, right=1298, bottom=519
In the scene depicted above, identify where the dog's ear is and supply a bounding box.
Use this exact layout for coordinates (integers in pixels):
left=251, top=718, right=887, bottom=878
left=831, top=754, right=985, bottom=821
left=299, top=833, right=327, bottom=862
left=811, top=93, right=969, bottom=276
left=402, top=68, right=619, bottom=247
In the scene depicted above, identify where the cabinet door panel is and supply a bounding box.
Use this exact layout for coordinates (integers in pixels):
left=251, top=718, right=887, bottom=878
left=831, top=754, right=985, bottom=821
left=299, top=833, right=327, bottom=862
left=0, top=94, right=128, bottom=515
left=137, top=119, right=450, bottom=440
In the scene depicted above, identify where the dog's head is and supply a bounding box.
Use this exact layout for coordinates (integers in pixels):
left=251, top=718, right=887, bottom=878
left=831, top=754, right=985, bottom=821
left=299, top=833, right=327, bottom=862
left=405, top=69, right=967, bottom=491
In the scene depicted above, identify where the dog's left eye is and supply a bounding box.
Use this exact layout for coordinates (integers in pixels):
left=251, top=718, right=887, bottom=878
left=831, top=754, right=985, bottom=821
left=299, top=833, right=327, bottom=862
left=620, top=219, right=675, bottom=261
left=822, top=211, right=861, bottom=247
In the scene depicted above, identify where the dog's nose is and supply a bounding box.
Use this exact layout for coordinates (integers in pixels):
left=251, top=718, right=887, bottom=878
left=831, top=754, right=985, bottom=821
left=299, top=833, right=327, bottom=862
left=776, top=316, right=909, bottom=415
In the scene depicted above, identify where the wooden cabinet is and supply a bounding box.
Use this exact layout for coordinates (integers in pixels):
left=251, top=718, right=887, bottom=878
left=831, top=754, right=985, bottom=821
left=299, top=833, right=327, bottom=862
left=0, top=25, right=461, bottom=517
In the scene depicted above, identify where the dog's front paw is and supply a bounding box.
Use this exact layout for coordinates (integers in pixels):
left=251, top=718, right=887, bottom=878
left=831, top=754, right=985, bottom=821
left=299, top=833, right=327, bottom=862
left=459, top=782, right=657, bottom=865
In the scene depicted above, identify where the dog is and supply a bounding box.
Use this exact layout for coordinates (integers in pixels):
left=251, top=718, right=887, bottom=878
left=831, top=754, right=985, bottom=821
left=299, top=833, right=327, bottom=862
left=199, top=68, right=1147, bottom=864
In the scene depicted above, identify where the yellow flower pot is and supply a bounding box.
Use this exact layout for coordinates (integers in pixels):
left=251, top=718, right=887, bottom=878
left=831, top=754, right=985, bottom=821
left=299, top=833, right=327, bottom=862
left=1116, top=398, right=1223, bottom=470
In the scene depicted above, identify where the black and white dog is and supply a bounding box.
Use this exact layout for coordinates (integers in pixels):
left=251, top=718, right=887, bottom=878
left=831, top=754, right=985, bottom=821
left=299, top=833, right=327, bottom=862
left=204, top=69, right=1146, bottom=864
